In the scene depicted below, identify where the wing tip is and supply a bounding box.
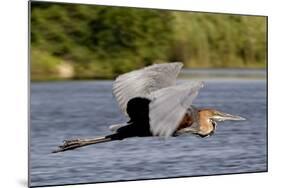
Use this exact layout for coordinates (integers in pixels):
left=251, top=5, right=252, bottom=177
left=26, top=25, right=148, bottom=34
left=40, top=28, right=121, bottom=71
left=148, top=62, right=183, bottom=68
left=190, top=80, right=205, bottom=89
left=171, top=61, right=184, bottom=67
left=199, top=80, right=205, bottom=88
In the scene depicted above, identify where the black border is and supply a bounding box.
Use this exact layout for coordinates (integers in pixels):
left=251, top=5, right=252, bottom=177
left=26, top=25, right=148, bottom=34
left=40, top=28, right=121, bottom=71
left=28, top=1, right=268, bottom=187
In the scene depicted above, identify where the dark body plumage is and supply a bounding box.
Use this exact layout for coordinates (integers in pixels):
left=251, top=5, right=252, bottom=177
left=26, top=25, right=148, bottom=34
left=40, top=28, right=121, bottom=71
left=106, top=97, right=153, bottom=140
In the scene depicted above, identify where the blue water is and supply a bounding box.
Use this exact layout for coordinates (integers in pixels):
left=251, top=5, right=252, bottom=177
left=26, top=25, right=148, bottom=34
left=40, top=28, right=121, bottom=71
left=30, top=79, right=267, bottom=187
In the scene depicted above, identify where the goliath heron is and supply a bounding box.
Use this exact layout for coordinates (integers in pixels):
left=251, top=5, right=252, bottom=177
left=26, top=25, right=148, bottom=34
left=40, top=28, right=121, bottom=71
left=53, top=62, right=245, bottom=153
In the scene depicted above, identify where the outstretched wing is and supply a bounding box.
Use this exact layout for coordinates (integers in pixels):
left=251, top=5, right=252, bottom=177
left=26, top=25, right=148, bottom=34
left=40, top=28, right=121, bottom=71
left=113, top=62, right=183, bottom=115
left=149, top=81, right=204, bottom=137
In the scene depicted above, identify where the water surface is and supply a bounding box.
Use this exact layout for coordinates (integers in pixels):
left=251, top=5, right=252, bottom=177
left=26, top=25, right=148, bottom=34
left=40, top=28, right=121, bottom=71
left=30, top=78, right=267, bottom=187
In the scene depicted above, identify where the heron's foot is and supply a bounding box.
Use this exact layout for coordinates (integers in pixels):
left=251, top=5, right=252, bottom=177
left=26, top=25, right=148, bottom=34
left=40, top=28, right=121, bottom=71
left=52, top=136, right=110, bottom=153
left=61, top=139, right=82, bottom=147
left=59, top=138, right=85, bottom=148
left=52, top=138, right=86, bottom=153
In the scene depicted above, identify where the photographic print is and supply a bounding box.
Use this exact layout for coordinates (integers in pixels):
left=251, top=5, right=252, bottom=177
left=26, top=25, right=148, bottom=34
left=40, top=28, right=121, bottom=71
left=29, top=1, right=267, bottom=187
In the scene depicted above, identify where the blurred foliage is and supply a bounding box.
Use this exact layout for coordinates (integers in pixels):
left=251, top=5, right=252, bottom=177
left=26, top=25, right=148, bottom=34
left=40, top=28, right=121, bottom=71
left=170, top=13, right=267, bottom=68
left=31, top=2, right=267, bottom=80
left=31, top=49, right=61, bottom=80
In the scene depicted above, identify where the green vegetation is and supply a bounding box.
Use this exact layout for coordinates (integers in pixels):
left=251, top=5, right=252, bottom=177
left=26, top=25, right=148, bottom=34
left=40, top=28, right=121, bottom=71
left=31, top=2, right=267, bottom=80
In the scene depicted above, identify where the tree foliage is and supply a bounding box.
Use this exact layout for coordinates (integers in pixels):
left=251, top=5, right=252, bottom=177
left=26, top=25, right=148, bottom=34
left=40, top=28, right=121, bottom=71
left=31, top=2, right=267, bottom=80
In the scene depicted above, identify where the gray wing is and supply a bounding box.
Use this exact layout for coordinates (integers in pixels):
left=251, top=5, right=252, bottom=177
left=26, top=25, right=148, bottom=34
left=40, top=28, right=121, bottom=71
left=113, top=62, right=183, bottom=115
left=149, top=81, right=204, bottom=137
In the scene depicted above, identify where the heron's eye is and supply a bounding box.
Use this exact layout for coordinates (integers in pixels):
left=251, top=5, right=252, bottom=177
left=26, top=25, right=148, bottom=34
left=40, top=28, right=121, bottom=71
left=211, top=120, right=217, bottom=129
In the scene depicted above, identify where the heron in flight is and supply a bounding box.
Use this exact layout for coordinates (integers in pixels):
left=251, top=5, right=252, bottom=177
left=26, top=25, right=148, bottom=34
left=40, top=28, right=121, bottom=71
left=53, top=62, right=245, bottom=153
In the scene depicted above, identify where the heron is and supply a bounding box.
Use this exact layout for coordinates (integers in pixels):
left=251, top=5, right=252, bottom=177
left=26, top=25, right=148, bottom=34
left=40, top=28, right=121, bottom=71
left=52, top=62, right=245, bottom=153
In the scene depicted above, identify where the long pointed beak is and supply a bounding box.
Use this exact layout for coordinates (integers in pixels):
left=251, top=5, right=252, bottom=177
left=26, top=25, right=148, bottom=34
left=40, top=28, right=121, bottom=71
left=212, top=112, right=246, bottom=122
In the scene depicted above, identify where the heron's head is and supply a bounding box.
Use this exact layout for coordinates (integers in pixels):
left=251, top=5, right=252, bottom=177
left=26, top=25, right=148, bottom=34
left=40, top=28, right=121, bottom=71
left=195, top=108, right=246, bottom=137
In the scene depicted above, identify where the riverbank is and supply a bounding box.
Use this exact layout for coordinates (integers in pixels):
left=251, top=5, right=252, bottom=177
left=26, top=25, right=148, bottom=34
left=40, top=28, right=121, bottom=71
left=30, top=68, right=266, bottom=82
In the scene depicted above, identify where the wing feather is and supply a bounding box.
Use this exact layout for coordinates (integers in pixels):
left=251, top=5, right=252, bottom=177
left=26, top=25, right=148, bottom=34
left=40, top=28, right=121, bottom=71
left=113, top=62, right=183, bottom=115
left=149, top=81, right=204, bottom=137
